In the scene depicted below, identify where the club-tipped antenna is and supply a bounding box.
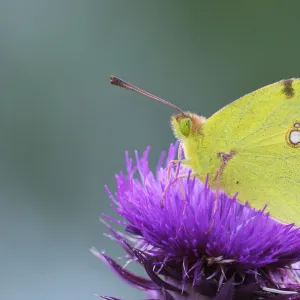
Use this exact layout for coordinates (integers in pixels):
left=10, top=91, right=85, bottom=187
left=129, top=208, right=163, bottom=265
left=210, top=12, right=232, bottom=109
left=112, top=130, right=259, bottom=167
left=110, top=75, right=185, bottom=114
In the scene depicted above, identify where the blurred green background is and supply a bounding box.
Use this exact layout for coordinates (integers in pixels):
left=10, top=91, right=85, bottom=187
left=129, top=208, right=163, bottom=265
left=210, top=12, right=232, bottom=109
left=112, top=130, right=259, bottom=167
left=1, top=1, right=300, bottom=299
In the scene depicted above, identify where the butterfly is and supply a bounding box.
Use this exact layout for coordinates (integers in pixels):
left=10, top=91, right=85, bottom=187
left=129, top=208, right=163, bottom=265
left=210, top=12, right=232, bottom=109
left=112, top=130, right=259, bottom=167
left=111, top=76, right=300, bottom=226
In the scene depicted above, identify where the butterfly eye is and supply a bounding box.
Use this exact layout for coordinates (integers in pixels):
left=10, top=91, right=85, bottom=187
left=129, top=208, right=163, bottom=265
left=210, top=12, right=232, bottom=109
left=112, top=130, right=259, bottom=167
left=179, top=118, right=192, bottom=137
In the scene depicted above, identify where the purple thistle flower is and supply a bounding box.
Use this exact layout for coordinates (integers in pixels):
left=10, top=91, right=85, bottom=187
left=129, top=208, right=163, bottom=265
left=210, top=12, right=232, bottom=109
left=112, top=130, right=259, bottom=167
left=93, top=143, right=300, bottom=299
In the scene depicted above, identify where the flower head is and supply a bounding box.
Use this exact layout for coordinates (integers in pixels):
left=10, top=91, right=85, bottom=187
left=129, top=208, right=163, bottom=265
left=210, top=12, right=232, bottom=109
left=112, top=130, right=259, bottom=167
left=93, top=143, right=300, bottom=299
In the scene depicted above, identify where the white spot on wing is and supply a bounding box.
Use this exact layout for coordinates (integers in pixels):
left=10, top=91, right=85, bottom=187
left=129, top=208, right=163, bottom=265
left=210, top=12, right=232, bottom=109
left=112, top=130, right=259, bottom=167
left=290, top=131, right=300, bottom=145
left=294, top=123, right=300, bottom=128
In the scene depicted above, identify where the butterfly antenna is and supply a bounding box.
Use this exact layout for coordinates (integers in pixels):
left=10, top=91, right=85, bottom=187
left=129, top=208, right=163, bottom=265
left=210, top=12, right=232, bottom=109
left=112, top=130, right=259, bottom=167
left=110, top=75, right=185, bottom=114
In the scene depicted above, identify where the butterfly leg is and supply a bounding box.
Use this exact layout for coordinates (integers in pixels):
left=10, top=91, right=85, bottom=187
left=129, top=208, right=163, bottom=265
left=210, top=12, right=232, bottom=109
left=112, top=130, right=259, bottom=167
left=206, top=150, right=236, bottom=234
left=161, top=159, right=181, bottom=207
left=161, top=143, right=189, bottom=208
left=215, top=150, right=236, bottom=204
left=214, top=150, right=236, bottom=202
left=214, top=167, right=224, bottom=211
left=171, top=170, right=197, bottom=237
left=173, top=143, right=186, bottom=200
left=171, top=172, right=197, bottom=215
left=172, top=143, right=194, bottom=201
left=206, top=169, right=223, bottom=233
left=205, top=162, right=225, bottom=235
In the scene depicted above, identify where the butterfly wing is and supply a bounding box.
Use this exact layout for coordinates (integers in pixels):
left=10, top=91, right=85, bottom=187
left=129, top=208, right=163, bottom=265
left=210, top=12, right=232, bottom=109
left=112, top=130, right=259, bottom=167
left=202, top=79, right=300, bottom=225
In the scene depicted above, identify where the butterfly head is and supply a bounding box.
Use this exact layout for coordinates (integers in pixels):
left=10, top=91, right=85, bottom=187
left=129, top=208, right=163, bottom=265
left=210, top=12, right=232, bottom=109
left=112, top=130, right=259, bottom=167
left=171, top=112, right=206, bottom=140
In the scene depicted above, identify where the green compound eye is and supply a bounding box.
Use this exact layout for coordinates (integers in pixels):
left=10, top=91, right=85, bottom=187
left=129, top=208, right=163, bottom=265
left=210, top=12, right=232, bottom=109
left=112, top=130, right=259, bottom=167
left=179, top=118, right=192, bottom=137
